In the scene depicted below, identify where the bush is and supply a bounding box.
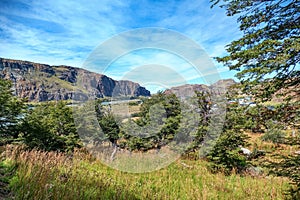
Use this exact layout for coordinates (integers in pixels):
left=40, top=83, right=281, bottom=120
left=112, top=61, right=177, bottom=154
left=120, top=92, right=181, bottom=151
left=20, top=101, right=82, bottom=151
left=271, top=154, right=300, bottom=200
left=128, top=101, right=139, bottom=106
left=261, top=120, right=285, bottom=145
left=0, top=78, right=26, bottom=143
left=130, top=112, right=140, bottom=117
left=207, top=130, right=248, bottom=175
left=206, top=103, right=250, bottom=175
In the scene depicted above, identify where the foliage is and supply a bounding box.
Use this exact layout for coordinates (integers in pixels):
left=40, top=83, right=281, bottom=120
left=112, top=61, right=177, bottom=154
left=120, top=92, right=181, bottom=151
left=139, top=91, right=181, bottom=119
left=211, top=0, right=300, bottom=196
left=20, top=101, right=82, bottom=151
left=211, top=0, right=300, bottom=101
left=98, top=112, right=120, bottom=146
left=92, top=100, right=122, bottom=147
left=243, top=104, right=273, bottom=132
left=270, top=154, right=300, bottom=200
left=0, top=79, right=25, bottom=144
left=246, top=101, right=300, bottom=198
left=206, top=103, right=250, bottom=174
left=268, top=102, right=300, bottom=199
left=0, top=160, right=15, bottom=199
left=128, top=101, right=139, bottom=106
left=193, top=91, right=212, bottom=143
left=115, top=90, right=250, bottom=175
left=260, top=120, right=285, bottom=145
left=242, top=101, right=299, bottom=134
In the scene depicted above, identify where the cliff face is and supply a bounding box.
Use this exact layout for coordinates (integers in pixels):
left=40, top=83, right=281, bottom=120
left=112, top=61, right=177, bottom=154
left=0, top=58, right=150, bottom=102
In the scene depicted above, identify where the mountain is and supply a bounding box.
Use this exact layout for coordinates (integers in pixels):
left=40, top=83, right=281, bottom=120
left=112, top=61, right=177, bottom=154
left=210, top=79, right=237, bottom=90
left=164, top=79, right=237, bottom=98
left=164, top=84, right=209, bottom=97
left=0, top=58, right=150, bottom=102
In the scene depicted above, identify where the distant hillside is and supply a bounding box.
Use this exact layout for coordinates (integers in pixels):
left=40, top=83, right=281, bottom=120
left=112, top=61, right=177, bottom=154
left=0, top=58, right=150, bottom=102
left=164, top=79, right=237, bottom=97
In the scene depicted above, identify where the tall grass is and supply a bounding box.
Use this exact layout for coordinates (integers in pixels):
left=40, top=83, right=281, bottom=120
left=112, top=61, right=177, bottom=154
left=2, top=145, right=289, bottom=200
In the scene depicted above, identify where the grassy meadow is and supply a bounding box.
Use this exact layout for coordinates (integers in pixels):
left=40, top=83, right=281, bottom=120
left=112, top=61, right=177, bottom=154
left=0, top=145, right=290, bottom=200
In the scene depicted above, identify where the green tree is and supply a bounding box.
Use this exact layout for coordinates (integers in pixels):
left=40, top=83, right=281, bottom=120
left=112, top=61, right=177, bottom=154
left=0, top=78, right=25, bottom=144
left=73, top=100, right=104, bottom=146
left=20, top=101, right=81, bottom=151
left=206, top=103, right=250, bottom=175
left=180, top=91, right=212, bottom=153
left=211, top=0, right=300, bottom=101
left=211, top=0, right=300, bottom=195
left=94, top=100, right=122, bottom=147
left=261, top=120, right=285, bottom=146
left=98, top=112, right=120, bottom=147
left=120, top=92, right=181, bottom=151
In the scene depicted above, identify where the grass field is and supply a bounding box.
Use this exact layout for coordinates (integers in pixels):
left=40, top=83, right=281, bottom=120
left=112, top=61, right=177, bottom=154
left=1, top=145, right=290, bottom=200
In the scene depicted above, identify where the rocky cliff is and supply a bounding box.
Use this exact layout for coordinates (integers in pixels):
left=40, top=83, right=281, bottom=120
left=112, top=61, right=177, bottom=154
left=0, top=58, right=150, bottom=102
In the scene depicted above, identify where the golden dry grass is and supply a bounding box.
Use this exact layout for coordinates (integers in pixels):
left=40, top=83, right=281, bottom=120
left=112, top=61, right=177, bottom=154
left=1, top=145, right=290, bottom=200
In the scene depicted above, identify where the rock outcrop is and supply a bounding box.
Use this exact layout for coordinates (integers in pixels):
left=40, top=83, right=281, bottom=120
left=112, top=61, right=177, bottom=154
left=0, top=58, right=150, bottom=102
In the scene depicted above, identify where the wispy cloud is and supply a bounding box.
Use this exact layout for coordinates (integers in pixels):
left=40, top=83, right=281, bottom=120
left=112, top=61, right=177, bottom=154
left=0, top=0, right=127, bottom=66
left=0, top=0, right=241, bottom=92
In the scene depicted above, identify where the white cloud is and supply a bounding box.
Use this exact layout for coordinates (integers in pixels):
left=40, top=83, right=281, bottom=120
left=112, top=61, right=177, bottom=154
left=0, top=0, right=242, bottom=85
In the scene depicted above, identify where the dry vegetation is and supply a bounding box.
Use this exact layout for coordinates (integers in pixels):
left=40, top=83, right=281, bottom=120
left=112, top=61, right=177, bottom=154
left=0, top=145, right=290, bottom=200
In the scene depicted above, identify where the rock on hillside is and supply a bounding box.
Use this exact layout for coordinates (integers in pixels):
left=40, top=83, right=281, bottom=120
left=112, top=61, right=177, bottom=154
left=0, top=58, right=150, bottom=102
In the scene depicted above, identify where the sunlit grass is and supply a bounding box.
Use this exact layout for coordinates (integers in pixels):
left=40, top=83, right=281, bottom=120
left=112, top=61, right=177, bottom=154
left=2, top=145, right=289, bottom=200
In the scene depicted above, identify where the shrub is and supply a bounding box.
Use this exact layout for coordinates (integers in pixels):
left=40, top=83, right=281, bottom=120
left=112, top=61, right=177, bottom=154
left=261, top=120, right=285, bottom=145
left=206, top=130, right=248, bottom=175
left=20, top=101, right=82, bottom=151
left=0, top=78, right=26, bottom=144
left=206, top=103, right=249, bottom=175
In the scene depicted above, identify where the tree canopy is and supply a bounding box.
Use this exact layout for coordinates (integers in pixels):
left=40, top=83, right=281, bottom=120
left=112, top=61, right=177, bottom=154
left=211, top=0, right=300, bottom=197
left=0, top=78, right=25, bottom=143
left=211, top=0, right=300, bottom=101
left=20, top=101, right=82, bottom=151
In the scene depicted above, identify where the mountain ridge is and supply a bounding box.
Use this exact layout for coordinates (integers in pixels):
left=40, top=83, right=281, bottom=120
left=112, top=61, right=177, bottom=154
left=0, top=58, right=150, bottom=102
left=0, top=58, right=238, bottom=102
left=164, top=79, right=237, bottom=97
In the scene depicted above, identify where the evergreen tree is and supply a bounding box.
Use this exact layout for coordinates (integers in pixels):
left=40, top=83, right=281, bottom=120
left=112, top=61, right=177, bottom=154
left=20, top=101, right=81, bottom=151
left=211, top=0, right=300, bottom=101
left=206, top=103, right=249, bottom=174
left=0, top=78, right=25, bottom=144
left=211, top=0, right=300, bottom=195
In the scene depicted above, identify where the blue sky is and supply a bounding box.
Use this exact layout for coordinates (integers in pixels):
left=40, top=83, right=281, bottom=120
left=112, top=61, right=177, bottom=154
left=0, top=0, right=242, bottom=92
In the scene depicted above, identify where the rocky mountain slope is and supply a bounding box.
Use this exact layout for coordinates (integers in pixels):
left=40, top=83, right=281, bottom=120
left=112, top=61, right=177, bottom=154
left=164, top=79, right=237, bottom=98
left=0, top=58, right=150, bottom=102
